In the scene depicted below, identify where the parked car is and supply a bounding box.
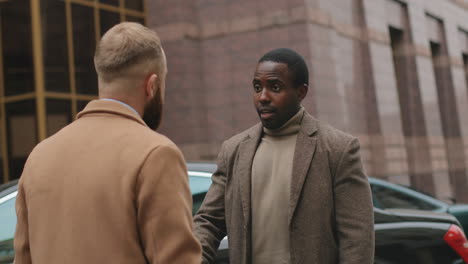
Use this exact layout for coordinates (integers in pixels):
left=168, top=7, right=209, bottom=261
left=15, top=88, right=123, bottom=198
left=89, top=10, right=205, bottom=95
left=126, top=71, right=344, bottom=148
left=1, top=163, right=468, bottom=264
left=370, top=177, right=468, bottom=232
left=188, top=162, right=468, bottom=264
left=189, top=163, right=468, bottom=233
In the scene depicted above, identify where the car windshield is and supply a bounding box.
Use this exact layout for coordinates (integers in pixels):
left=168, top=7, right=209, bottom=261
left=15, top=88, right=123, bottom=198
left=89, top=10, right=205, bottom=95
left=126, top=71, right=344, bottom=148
left=0, top=189, right=17, bottom=263
left=188, top=171, right=212, bottom=195
left=189, top=172, right=212, bottom=215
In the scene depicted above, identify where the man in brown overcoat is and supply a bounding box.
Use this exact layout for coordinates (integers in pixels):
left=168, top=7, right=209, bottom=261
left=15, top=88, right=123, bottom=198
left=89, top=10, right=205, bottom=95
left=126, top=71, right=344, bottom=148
left=194, top=48, right=374, bottom=264
left=14, top=22, right=201, bottom=264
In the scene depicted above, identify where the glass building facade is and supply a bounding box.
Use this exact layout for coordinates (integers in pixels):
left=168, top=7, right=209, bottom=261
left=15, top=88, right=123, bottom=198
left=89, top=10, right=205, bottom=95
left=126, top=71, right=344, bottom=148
left=0, top=0, right=146, bottom=183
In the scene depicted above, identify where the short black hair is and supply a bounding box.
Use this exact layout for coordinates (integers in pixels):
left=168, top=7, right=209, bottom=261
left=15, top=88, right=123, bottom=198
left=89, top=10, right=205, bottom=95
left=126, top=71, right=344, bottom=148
left=258, top=48, right=309, bottom=87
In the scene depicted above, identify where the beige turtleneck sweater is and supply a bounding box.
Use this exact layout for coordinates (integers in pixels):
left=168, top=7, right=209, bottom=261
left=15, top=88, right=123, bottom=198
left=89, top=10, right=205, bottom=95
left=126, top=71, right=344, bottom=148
left=251, top=107, right=305, bottom=264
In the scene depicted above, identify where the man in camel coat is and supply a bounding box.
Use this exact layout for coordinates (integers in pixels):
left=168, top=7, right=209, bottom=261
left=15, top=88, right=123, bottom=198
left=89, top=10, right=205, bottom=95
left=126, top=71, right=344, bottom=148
left=14, top=22, right=201, bottom=264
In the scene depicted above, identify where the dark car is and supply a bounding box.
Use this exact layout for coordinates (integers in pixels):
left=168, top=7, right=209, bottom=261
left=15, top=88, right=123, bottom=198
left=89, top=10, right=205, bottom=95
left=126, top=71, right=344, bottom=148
left=206, top=207, right=468, bottom=264
left=187, top=162, right=468, bottom=264
left=370, top=177, right=468, bottom=232
left=1, top=164, right=468, bottom=264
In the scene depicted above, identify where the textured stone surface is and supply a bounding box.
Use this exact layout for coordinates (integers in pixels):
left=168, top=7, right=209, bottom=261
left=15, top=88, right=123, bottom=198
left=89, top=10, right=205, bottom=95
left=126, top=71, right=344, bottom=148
left=149, top=0, right=468, bottom=201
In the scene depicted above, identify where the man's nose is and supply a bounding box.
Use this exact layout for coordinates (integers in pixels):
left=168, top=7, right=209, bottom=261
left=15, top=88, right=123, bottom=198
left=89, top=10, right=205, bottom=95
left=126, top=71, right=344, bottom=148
left=259, top=88, right=271, bottom=104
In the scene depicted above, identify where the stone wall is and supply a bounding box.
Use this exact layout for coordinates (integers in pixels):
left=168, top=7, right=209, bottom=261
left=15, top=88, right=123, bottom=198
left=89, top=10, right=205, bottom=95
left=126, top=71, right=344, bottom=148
left=148, top=0, right=468, bottom=202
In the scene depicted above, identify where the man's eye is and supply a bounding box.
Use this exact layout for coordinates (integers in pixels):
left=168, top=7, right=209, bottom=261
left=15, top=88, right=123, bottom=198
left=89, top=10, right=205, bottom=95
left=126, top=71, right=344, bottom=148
left=253, top=84, right=262, bottom=92
left=272, top=84, right=281, bottom=92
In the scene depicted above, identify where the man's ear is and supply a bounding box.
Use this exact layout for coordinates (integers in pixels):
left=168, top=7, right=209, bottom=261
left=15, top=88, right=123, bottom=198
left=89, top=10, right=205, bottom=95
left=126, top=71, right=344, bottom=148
left=298, top=84, right=308, bottom=101
left=145, top=73, right=158, bottom=98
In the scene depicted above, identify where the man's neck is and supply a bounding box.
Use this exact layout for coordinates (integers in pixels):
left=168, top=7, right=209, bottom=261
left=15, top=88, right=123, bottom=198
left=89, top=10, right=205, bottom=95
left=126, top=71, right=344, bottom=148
left=264, top=107, right=304, bottom=136
left=100, top=97, right=142, bottom=117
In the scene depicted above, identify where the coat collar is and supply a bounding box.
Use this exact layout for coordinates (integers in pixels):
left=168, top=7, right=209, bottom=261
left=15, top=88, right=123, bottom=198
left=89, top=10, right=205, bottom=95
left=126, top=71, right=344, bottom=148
left=298, top=111, right=319, bottom=137
left=238, top=111, right=319, bottom=227
left=76, top=100, right=147, bottom=127
left=245, top=111, right=318, bottom=139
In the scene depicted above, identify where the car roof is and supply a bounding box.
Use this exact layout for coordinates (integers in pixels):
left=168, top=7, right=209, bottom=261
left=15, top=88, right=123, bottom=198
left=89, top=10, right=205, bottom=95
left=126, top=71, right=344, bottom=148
left=0, top=165, right=453, bottom=215
left=0, top=180, right=18, bottom=198
left=0, top=179, right=18, bottom=193
left=0, top=170, right=462, bottom=229
left=0, top=164, right=216, bottom=199
left=187, top=162, right=217, bottom=173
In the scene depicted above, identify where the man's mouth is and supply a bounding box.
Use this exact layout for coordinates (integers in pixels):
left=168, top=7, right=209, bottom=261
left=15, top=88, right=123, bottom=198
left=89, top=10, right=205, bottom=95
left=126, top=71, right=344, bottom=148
left=259, top=108, right=276, bottom=119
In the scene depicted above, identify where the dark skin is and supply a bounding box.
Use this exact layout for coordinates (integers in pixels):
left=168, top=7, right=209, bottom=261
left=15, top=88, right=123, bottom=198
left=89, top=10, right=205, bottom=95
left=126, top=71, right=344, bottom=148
left=253, top=61, right=308, bottom=129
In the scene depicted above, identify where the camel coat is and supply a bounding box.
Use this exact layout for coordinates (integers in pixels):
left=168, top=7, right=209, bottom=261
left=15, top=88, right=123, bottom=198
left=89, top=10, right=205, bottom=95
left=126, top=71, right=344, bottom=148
left=194, top=111, right=374, bottom=264
left=14, top=100, right=201, bottom=264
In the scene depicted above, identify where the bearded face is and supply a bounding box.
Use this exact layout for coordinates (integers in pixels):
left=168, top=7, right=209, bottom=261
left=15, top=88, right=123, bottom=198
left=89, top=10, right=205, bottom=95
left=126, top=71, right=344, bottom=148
left=142, top=84, right=163, bottom=130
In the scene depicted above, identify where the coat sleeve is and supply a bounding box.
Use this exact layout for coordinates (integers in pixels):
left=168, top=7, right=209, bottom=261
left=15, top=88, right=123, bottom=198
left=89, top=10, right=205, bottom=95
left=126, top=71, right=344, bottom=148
left=136, top=144, right=201, bottom=264
left=14, top=178, right=32, bottom=264
left=334, top=138, right=375, bottom=264
left=193, top=142, right=228, bottom=264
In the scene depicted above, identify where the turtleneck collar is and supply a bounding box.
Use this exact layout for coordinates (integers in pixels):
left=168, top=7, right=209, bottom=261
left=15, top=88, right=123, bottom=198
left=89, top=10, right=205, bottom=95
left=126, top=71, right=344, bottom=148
left=263, top=107, right=305, bottom=137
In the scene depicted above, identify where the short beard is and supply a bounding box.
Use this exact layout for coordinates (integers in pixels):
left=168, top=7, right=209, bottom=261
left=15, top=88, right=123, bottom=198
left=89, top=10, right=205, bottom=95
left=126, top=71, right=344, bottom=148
left=142, top=87, right=163, bottom=131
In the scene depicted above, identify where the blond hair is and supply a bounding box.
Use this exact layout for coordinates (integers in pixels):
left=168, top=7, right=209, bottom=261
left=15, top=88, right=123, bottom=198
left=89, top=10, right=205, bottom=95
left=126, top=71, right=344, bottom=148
left=94, top=22, right=165, bottom=84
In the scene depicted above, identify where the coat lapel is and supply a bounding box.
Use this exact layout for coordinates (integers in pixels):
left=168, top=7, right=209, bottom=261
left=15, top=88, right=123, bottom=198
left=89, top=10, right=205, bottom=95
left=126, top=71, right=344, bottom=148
left=236, top=124, right=263, bottom=226
left=289, top=113, right=318, bottom=225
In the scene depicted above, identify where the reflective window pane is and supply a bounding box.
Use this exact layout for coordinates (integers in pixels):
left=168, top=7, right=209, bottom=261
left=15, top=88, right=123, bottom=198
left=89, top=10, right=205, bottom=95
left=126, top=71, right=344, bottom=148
left=72, top=4, right=98, bottom=95
left=46, top=99, right=72, bottom=137
left=6, top=100, right=37, bottom=181
left=100, top=10, right=120, bottom=36
left=77, top=100, right=90, bottom=113
left=42, top=0, right=70, bottom=92
left=125, top=0, right=143, bottom=11
left=125, top=15, right=145, bottom=25
left=100, top=0, right=119, bottom=6
left=371, top=184, right=438, bottom=210
left=1, top=0, right=34, bottom=96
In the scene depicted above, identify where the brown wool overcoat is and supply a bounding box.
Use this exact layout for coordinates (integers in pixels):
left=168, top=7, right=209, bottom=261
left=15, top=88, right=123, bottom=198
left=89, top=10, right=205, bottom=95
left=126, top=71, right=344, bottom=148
left=14, top=100, right=201, bottom=264
left=194, top=111, right=375, bottom=264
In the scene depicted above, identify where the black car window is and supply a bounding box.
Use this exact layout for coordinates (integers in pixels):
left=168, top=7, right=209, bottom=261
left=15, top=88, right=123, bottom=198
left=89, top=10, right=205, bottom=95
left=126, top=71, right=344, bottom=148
left=371, top=185, right=438, bottom=210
